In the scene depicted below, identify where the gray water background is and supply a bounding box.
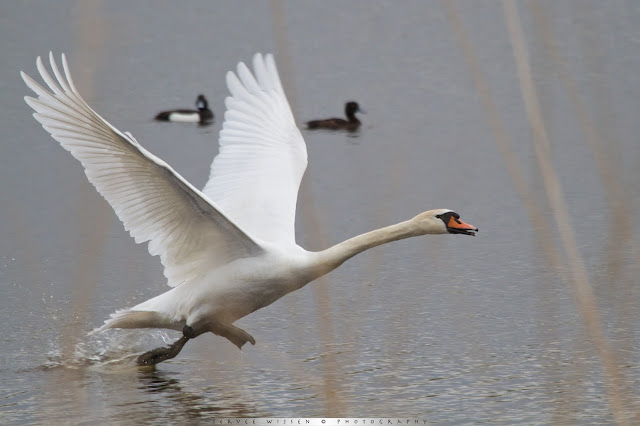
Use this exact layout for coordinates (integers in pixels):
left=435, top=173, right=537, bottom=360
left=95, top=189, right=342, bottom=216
left=1, top=0, right=639, bottom=423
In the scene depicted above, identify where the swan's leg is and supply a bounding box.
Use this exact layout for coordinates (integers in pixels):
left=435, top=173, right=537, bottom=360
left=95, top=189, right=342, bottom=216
left=181, top=319, right=255, bottom=349
left=183, top=325, right=197, bottom=338
left=136, top=322, right=256, bottom=365
left=136, top=325, right=194, bottom=366
left=209, top=322, right=256, bottom=349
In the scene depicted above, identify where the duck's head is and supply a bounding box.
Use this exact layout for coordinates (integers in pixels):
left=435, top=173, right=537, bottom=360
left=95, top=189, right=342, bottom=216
left=345, top=101, right=365, bottom=116
left=196, top=94, right=209, bottom=110
left=412, top=209, right=477, bottom=236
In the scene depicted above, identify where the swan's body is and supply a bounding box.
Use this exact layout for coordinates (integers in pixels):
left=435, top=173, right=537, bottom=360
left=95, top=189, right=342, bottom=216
left=22, top=53, right=477, bottom=365
left=154, top=94, right=213, bottom=124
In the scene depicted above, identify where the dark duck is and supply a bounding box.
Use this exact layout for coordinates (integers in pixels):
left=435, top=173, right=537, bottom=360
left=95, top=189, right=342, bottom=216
left=306, top=101, right=364, bottom=132
left=155, top=94, right=214, bottom=125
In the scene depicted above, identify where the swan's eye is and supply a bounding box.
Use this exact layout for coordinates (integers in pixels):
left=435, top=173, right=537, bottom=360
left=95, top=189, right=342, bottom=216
left=437, top=211, right=460, bottom=223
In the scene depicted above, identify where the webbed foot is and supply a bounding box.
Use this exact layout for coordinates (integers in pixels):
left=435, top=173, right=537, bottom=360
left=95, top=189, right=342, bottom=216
left=137, top=335, right=190, bottom=366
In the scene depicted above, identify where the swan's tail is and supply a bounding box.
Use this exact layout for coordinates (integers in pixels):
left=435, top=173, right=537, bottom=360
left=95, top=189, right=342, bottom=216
left=89, top=309, right=183, bottom=335
left=89, top=286, right=186, bottom=335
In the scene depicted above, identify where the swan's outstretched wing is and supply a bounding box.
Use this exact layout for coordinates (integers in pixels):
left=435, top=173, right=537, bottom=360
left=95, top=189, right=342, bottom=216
left=22, top=53, right=263, bottom=288
left=202, top=53, right=308, bottom=246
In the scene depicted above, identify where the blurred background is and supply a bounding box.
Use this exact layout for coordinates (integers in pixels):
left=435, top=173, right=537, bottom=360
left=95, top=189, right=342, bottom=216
left=1, top=0, right=639, bottom=422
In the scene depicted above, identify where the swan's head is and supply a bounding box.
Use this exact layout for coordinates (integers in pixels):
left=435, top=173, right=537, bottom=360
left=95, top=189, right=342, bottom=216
left=412, top=209, right=478, bottom=236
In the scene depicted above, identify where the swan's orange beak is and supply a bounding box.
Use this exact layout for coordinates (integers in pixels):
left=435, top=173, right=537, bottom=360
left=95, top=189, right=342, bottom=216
left=447, top=216, right=478, bottom=236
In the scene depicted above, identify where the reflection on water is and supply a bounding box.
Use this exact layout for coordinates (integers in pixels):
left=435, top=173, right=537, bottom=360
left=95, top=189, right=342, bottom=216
left=1, top=0, right=639, bottom=423
left=136, top=369, right=258, bottom=418
left=6, top=329, right=627, bottom=423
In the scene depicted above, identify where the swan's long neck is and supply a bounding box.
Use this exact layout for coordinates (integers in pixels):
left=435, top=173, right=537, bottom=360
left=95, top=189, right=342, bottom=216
left=311, top=219, right=419, bottom=275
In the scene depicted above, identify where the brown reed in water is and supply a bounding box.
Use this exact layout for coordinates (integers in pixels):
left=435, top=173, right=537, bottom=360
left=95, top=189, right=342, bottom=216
left=503, top=1, right=636, bottom=422
left=269, top=0, right=345, bottom=414
left=46, top=0, right=110, bottom=417
left=446, top=0, right=637, bottom=422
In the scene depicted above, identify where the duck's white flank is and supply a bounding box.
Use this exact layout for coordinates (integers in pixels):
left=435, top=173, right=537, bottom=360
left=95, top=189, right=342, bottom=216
left=165, top=111, right=201, bottom=123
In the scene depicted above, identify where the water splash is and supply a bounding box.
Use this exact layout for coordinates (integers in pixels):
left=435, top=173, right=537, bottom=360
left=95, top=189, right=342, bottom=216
left=42, top=329, right=178, bottom=370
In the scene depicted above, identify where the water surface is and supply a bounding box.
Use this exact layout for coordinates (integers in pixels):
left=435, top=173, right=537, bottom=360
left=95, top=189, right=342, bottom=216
left=1, top=1, right=639, bottom=423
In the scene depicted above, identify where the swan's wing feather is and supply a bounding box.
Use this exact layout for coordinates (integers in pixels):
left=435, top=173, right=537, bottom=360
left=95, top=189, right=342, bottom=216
left=202, top=53, right=307, bottom=245
left=22, top=53, right=262, bottom=288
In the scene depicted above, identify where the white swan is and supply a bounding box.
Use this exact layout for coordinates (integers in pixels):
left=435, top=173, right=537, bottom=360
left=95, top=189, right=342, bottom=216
left=22, top=52, right=477, bottom=365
